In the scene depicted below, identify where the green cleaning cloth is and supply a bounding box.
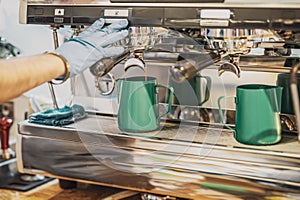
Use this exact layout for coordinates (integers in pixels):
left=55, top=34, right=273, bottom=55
left=28, top=104, right=87, bottom=126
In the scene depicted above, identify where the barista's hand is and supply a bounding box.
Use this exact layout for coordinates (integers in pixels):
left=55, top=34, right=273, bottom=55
left=54, top=18, right=129, bottom=77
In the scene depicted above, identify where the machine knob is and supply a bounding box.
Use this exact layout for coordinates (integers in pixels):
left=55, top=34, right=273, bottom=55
left=0, top=117, right=14, bottom=160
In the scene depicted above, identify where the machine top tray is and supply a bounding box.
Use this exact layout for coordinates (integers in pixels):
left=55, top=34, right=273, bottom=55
left=18, top=114, right=300, bottom=157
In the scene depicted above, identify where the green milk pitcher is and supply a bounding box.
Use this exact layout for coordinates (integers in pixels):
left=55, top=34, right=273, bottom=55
left=117, top=76, right=173, bottom=132
left=218, top=84, right=283, bottom=145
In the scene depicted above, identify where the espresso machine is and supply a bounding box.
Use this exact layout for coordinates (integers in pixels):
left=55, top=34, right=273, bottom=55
left=17, top=0, right=300, bottom=199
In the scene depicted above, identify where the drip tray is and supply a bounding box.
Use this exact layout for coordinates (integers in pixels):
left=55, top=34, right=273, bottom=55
left=0, top=158, right=53, bottom=191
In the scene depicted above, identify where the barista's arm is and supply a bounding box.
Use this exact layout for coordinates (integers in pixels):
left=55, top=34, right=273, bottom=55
left=0, top=18, right=128, bottom=104
left=0, top=53, right=65, bottom=103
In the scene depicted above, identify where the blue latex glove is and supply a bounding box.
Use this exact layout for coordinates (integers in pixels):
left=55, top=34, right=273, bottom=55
left=55, top=18, right=129, bottom=77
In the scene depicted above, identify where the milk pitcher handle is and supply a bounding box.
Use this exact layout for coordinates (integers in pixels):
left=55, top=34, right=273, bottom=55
left=156, top=85, right=174, bottom=119
left=198, top=75, right=212, bottom=105
left=217, top=95, right=235, bottom=132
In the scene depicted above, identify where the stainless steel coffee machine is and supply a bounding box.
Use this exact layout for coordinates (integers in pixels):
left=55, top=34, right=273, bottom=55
left=17, top=0, right=300, bottom=199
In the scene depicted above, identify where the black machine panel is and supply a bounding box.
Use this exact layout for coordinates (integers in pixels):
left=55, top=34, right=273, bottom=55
left=25, top=5, right=300, bottom=31
left=110, top=0, right=224, bottom=2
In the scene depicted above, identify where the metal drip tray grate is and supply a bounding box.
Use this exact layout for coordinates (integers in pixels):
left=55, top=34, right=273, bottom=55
left=0, top=158, right=53, bottom=191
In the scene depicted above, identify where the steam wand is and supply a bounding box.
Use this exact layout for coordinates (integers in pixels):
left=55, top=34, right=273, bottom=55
left=66, top=27, right=80, bottom=107
left=48, top=26, right=60, bottom=109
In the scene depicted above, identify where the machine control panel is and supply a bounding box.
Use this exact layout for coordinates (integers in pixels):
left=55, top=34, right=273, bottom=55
left=19, top=0, right=300, bottom=30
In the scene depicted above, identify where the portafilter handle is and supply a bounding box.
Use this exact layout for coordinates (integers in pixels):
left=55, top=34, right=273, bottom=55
left=90, top=49, right=131, bottom=77
left=169, top=51, right=221, bottom=83
left=0, top=117, right=14, bottom=160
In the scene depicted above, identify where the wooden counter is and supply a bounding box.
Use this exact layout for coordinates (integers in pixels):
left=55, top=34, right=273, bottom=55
left=0, top=179, right=142, bottom=200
